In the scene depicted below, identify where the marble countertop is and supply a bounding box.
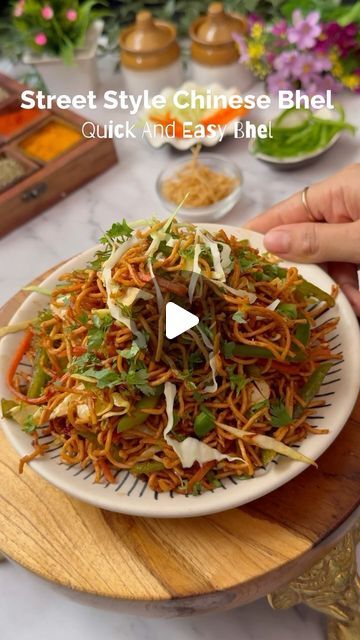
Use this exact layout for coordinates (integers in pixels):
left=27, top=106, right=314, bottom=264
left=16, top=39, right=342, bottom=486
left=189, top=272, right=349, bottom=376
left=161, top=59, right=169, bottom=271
left=0, top=61, right=359, bottom=640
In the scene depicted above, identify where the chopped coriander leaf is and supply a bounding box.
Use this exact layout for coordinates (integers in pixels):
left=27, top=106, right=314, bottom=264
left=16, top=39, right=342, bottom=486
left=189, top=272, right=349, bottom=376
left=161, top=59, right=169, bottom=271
left=198, top=322, right=213, bottom=341
left=136, top=330, right=149, bottom=349
left=87, top=314, right=112, bottom=351
left=188, top=352, right=203, bottom=368
left=269, top=399, right=292, bottom=428
left=179, top=245, right=195, bottom=259
left=118, top=342, right=140, bottom=359
left=89, top=248, right=111, bottom=270
left=232, top=310, right=246, bottom=324
left=84, top=367, right=122, bottom=389
left=23, top=415, right=38, bottom=433
left=248, top=399, right=269, bottom=415
left=70, top=352, right=100, bottom=373
left=100, top=219, right=133, bottom=244
left=193, top=390, right=203, bottom=403
left=120, top=361, right=155, bottom=396
left=229, top=369, right=249, bottom=395
left=158, top=240, right=173, bottom=257
left=238, top=251, right=260, bottom=272
left=78, top=312, right=89, bottom=325
left=117, top=303, right=132, bottom=318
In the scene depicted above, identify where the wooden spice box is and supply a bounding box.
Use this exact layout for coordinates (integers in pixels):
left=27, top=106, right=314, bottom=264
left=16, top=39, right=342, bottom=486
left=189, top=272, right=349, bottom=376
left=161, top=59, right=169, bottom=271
left=0, top=73, right=117, bottom=237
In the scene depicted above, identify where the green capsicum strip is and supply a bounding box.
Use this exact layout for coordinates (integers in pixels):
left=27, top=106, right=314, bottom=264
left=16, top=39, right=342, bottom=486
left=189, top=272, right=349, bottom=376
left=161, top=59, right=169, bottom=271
left=117, top=385, right=163, bottom=433
left=295, top=280, right=335, bottom=307
left=131, top=461, right=165, bottom=475
left=294, top=362, right=333, bottom=418
left=27, top=347, right=50, bottom=399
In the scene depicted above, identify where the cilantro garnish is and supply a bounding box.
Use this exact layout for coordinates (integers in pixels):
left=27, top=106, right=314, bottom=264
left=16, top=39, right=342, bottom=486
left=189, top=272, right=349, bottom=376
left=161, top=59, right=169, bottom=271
left=229, top=369, right=249, bottom=395
left=87, top=313, right=113, bottom=352
left=248, top=399, right=269, bottom=415
left=232, top=310, right=246, bottom=324
left=118, top=342, right=140, bottom=359
left=100, top=219, right=133, bottom=245
left=84, top=368, right=122, bottom=389
left=23, top=415, right=38, bottom=433
left=269, top=399, right=292, bottom=427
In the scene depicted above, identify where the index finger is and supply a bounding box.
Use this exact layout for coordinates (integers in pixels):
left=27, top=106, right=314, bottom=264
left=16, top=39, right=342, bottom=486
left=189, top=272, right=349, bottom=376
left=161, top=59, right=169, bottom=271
left=245, top=188, right=320, bottom=233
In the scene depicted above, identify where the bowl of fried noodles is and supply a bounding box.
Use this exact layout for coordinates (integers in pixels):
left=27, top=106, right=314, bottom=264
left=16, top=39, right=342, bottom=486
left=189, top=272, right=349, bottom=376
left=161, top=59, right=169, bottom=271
left=0, top=217, right=359, bottom=518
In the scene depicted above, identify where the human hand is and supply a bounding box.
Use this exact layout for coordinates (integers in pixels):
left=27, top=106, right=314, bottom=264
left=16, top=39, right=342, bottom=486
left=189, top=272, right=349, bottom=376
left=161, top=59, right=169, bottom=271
left=246, top=163, right=360, bottom=316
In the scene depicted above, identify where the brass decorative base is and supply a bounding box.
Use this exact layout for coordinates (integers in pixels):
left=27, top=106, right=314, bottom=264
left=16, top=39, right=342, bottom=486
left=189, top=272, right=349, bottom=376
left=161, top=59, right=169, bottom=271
left=269, top=522, right=360, bottom=640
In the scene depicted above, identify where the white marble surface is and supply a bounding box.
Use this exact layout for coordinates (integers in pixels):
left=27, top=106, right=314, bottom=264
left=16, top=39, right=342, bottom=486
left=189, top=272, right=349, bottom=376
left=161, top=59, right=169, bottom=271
left=0, top=61, right=360, bottom=640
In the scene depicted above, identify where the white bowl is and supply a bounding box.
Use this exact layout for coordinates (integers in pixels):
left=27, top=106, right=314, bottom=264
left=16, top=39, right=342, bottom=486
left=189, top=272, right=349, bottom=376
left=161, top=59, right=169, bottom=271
left=156, top=154, right=243, bottom=221
left=1, top=225, right=359, bottom=518
left=141, top=81, right=244, bottom=151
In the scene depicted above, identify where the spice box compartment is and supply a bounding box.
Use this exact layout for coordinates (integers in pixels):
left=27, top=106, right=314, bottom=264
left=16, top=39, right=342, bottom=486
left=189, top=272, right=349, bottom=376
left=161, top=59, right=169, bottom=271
left=0, top=146, right=38, bottom=193
left=0, top=73, right=118, bottom=237
left=16, top=116, right=84, bottom=165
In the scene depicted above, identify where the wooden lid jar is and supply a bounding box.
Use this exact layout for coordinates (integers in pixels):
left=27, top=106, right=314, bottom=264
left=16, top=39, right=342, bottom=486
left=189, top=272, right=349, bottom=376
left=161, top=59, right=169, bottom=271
left=189, top=3, right=253, bottom=89
left=119, top=11, right=183, bottom=95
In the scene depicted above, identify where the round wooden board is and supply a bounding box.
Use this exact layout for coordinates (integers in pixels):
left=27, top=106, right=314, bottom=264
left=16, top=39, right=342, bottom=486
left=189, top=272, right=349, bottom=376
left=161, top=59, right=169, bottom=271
left=0, top=269, right=360, bottom=616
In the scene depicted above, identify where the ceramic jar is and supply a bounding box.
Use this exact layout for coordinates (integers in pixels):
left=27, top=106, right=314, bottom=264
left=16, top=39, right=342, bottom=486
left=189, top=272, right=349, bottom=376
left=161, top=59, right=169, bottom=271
left=189, top=2, right=254, bottom=90
left=119, top=11, right=183, bottom=96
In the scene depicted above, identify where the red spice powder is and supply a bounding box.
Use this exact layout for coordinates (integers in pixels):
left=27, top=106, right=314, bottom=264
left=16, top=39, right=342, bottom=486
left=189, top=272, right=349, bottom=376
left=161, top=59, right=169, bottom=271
left=0, top=104, right=42, bottom=137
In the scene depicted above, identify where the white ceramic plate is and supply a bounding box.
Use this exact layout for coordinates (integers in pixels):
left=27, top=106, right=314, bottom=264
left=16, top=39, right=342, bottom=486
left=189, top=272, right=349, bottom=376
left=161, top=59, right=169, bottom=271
left=141, top=82, right=243, bottom=151
left=1, top=225, right=359, bottom=518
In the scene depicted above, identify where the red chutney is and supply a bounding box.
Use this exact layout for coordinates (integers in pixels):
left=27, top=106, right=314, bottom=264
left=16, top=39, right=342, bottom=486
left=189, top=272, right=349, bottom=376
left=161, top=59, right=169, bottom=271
left=0, top=104, right=41, bottom=137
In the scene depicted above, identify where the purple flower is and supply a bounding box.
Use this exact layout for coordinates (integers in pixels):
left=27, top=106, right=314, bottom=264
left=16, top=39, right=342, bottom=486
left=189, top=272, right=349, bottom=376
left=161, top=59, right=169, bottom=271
left=293, top=52, right=331, bottom=81
left=271, top=19, right=287, bottom=37
left=273, top=50, right=301, bottom=78
left=303, top=74, right=342, bottom=96
left=267, top=71, right=291, bottom=94
left=288, top=10, right=322, bottom=50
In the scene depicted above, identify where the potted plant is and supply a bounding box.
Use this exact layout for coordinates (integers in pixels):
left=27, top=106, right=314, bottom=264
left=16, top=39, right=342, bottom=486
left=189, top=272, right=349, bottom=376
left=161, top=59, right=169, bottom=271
left=11, top=1, right=108, bottom=96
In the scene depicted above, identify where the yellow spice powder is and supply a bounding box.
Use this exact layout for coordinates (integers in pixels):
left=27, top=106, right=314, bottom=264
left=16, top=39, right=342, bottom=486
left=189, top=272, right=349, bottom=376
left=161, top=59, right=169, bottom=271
left=20, top=120, right=82, bottom=162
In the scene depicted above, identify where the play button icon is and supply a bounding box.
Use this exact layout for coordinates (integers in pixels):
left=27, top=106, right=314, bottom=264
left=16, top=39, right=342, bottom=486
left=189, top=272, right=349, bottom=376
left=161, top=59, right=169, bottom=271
left=165, top=302, right=199, bottom=340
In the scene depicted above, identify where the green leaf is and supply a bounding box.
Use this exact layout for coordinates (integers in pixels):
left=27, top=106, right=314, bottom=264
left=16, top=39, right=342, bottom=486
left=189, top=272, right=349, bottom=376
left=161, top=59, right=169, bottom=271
left=120, top=361, right=155, bottom=396
left=85, top=367, right=122, bottom=389
left=232, top=310, right=246, bottom=324
left=23, top=414, right=38, bottom=433
left=118, top=342, right=140, bottom=359
left=100, top=219, right=133, bottom=244
left=269, top=400, right=292, bottom=428
left=88, top=313, right=112, bottom=351
left=71, top=352, right=100, bottom=373
left=248, top=399, right=269, bottom=415
left=229, top=369, right=249, bottom=395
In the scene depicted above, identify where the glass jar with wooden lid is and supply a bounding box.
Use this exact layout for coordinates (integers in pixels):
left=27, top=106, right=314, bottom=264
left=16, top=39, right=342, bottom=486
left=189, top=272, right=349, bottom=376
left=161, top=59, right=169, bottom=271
left=189, top=2, right=254, bottom=89
left=119, top=10, right=183, bottom=95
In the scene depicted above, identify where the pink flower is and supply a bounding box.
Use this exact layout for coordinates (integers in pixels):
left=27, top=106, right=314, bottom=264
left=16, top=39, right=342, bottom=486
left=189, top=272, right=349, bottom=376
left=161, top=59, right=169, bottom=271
left=273, top=50, right=301, bottom=78
left=41, top=5, right=54, bottom=20
left=34, top=33, right=47, bottom=46
left=288, top=11, right=322, bottom=50
left=13, top=0, right=25, bottom=17
left=271, top=19, right=287, bottom=37
left=303, top=74, right=342, bottom=96
left=293, top=52, right=331, bottom=81
left=66, top=9, right=78, bottom=22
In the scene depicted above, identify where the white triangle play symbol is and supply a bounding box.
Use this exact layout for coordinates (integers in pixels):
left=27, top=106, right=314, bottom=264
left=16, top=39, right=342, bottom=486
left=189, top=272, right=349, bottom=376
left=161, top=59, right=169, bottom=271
left=165, top=302, right=199, bottom=340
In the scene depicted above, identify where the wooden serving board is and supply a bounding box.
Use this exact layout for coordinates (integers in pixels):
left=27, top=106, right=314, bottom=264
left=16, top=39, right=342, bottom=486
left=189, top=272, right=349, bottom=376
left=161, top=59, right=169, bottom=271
left=0, top=271, right=359, bottom=616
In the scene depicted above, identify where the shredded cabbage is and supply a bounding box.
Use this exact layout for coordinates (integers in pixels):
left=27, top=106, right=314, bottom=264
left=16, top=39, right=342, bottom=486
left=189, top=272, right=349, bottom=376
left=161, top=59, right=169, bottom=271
left=164, top=383, right=243, bottom=467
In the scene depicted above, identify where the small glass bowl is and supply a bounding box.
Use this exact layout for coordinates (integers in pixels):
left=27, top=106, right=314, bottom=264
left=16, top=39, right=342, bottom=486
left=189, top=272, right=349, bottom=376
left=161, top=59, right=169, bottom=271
left=156, top=153, right=243, bottom=222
